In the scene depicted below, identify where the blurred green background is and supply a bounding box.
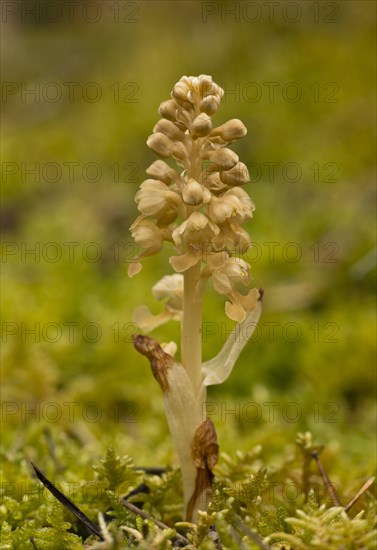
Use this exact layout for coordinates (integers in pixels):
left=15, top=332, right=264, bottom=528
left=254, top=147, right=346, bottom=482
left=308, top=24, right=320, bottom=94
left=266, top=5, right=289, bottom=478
left=1, top=0, right=376, bottom=503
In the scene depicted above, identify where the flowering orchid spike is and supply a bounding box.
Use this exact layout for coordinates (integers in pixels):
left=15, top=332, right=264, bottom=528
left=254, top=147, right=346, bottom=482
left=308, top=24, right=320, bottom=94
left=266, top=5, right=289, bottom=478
left=129, top=75, right=261, bottom=521
left=128, top=75, right=255, bottom=324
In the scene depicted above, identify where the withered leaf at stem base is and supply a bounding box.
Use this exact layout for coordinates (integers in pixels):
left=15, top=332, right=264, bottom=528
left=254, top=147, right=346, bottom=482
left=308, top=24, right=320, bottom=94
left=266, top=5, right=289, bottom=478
left=187, top=419, right=219, bottom=522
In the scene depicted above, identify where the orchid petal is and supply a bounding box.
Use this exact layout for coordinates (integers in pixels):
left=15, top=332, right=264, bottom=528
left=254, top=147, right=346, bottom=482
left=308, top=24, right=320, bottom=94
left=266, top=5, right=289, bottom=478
left=169, top=251, right=199, bottom=272
left=133, top=305, right=173, bottom=332
left=128, top=261, right=142, bottom=278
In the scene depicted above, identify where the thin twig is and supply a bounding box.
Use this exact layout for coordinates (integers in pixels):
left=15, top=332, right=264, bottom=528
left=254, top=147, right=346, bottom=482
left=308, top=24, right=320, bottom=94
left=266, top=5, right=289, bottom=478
left=31, top=463, right=104, bottom=540
left=120, top=498, right=189, bottom=545
left=232, top=517, right=270, bottom=550
left=311, top=451, right=342, bottom=507
left=134, top=466, right=166, bottom=475
left=345, top=476, right=375, bottom=512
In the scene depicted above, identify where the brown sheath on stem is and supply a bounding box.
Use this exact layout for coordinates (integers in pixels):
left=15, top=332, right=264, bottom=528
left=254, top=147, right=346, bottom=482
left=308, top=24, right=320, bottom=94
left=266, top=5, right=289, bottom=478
left=187, top=419, right=219, bottom=522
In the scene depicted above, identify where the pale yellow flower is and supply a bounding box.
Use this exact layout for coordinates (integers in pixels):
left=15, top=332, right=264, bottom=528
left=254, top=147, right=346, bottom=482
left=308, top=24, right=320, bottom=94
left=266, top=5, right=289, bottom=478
left=212, top=221, right=251, bottom=254
left=211, top=256, right=250, bottom=294
left=182, top=179, right=211, bottom=206
left=127, top=217, right=169, bottom=278
left=204, top=254, right=255, bottom=321
left=135, top=179, right=181, bottom=222
left=208, top=187, right=254, bottom=224
left=130, top=217, right=164, bottom=252
left=133, top=274, right=183, bottom=332
left=170, top=212, right=219, bottom=272
left=225, top=288, right=260, bottom=322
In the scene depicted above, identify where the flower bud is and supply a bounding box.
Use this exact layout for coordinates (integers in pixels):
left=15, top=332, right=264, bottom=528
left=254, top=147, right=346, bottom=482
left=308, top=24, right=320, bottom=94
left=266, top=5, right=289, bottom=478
left=146, top=160, right=179, bottom=184
left=199, top=95, right=221, bottom=115
left=147, top=132, right=173, bottom=158
left=190, top=113, right=212, bottom=138
left=211, top=119, right=247, bottom=142
left=178, top=100, right=194, bottom=112
left=220, top=162, right=250, bottom=186
left=153, top=119, right=185, bottom=141
left=175, top=107, right=192, bottom=128
left=172, top=141, right=187, bottom=161
left=205, top=148, right=239, bottom=171
left=158, top=99, right=177, bottom=121
left=172, top=82, right=188, bottom=102
left=198, top=75, right=219, bottom=98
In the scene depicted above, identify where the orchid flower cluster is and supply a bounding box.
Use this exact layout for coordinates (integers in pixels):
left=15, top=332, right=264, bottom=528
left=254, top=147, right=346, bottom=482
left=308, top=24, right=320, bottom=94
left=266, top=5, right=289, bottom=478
left=129, top=75, right=262, bottom=522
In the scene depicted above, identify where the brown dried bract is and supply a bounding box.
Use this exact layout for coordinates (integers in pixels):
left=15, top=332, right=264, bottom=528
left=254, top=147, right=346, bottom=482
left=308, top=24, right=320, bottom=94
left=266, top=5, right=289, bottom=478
left=191, top=419, right=219, bottom=470
left=132, top=334, right=174, bottom=392
left=187, top=419, right=219, bottom=521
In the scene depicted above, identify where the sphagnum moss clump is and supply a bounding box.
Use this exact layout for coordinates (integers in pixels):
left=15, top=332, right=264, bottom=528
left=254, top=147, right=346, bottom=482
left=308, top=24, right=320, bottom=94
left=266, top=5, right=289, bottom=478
left=129, top=75, right=262, bottom=521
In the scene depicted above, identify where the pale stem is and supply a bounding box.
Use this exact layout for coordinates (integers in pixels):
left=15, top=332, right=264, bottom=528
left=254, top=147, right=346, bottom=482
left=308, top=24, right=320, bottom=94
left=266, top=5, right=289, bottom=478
left=180, top=119, right=208, bottom=519
left=182, top=262, right=204, bottom=399
left=181, top=129, right=205, bottom=401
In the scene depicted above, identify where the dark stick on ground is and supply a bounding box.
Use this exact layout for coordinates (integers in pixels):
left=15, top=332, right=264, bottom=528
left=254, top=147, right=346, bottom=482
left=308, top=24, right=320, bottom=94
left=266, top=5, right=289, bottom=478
left=233, top=517, right=270, bottom=550
left=31, top=462, right=104, bottom=541
left=311, top=451, right=342, bottom=507
left=345, top=476, right=375, bottom=512
left=120, top=498, right=190, bottom=546
left=135, top=466, right=166, bottom=475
